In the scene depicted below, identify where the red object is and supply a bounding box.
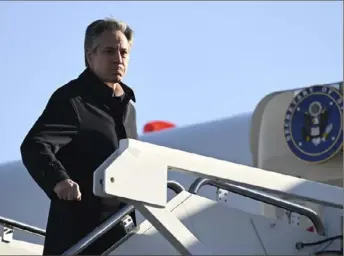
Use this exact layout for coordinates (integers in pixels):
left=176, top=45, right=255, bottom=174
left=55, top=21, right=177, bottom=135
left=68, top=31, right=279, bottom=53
left=306, top=226, right=315, bottom=232
left=143, top=121, right=176, bottom=133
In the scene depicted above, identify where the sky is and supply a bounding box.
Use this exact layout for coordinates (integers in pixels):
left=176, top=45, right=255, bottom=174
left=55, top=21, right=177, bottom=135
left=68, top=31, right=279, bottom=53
left=0, top=1, right=342, bottom=163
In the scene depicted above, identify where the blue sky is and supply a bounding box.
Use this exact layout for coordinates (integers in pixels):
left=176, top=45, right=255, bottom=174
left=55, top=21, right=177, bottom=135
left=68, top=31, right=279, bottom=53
left=0, top=1, right=342, bottom=163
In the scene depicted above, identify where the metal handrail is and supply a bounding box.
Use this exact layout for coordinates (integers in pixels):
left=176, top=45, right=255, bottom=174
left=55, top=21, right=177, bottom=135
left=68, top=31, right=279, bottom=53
left=62, top=180, right=185, bottom=255
left=0, top=216, right=46, bottom=237
left=167, top=180, right=184, bottom=194
left=62, top=204, right=135, bottom=256
left=101, top=181, right=185, bottom=256
left=101, top=230, right=136, bottom=256
left=188, top=178, right=326, bottom=236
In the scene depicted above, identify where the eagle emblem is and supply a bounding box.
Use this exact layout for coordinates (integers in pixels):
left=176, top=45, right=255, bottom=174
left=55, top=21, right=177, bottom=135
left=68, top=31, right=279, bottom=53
left=284, top=85, right=343, bottom=163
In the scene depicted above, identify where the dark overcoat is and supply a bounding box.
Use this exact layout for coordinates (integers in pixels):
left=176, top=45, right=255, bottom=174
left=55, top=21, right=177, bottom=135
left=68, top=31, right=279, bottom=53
left=20, top=68, right=138, bottom=255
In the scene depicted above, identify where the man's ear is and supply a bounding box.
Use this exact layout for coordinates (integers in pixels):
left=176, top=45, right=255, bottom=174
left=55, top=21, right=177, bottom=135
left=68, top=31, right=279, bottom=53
left=86, top=51, right=92, bottom=65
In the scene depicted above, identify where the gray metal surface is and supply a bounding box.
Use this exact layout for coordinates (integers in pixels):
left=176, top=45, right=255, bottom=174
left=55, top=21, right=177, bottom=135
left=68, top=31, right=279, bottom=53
left=62, top=180, right=185, bottom=255
left=0, top=215, right=46, bottom=237
left=188, top=178, right=325, bottom=236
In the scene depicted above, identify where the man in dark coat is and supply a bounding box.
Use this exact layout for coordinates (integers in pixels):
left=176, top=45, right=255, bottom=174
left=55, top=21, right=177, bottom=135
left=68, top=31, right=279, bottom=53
left=20, top=18, right=138, bottom=255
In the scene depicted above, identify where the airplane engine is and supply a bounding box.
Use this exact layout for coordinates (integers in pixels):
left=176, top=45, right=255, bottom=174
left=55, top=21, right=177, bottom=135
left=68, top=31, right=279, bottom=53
left=250, top=82, right=343, bottom=241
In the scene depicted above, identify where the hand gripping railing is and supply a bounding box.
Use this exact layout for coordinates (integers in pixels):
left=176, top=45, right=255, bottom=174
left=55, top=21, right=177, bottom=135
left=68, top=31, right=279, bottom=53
left=0, top=215, right=46, bottom=242
left=189, top=178, right=326, bottom=236
left=62, top=180, right=185, bottom=256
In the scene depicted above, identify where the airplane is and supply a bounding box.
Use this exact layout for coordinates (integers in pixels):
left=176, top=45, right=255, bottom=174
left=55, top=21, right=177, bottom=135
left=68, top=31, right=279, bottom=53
left=0, top=81, right=342, bottom=255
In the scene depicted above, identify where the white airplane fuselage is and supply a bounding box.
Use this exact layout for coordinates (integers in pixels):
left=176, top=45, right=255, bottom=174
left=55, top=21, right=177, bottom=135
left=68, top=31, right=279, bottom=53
left=0, top=112, right=255, bottom=246
left=0, top=81, right=342, bottom=248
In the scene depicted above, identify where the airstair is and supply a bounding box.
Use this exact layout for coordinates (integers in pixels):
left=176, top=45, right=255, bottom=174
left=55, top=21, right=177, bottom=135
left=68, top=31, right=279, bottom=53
left=1, top=82, right=343, bottom=255
left=1, top=138, right=343, bottom=255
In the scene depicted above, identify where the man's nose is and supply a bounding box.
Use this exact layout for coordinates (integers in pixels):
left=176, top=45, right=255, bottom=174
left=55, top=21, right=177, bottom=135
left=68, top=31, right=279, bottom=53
left=114, top=51, right=123, bottom=64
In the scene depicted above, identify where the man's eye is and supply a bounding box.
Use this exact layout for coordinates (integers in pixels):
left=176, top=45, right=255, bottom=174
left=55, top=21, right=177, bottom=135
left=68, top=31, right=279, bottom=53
left=104, top=49, right=114, bottom=54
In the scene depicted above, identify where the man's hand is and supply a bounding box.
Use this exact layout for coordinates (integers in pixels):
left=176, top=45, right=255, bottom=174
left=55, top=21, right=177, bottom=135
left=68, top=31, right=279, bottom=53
left=53, top=179, right=82, bottom=201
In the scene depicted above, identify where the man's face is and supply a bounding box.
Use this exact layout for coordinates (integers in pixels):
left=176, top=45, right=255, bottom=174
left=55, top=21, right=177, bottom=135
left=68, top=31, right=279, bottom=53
left=87, top=30, right=130, bottom=83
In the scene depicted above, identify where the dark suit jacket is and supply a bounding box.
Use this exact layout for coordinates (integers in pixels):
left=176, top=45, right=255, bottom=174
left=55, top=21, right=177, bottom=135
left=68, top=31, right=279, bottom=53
left=20, top=68, right=138, bottom=254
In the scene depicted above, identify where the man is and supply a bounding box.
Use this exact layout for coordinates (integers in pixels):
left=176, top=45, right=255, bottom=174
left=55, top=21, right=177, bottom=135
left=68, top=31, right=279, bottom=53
left=20, top=18, right=138, bottom=255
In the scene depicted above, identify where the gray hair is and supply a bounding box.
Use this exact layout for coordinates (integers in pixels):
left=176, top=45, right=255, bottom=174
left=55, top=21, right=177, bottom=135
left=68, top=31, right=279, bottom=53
left=84, top=18, right=134, bottom=67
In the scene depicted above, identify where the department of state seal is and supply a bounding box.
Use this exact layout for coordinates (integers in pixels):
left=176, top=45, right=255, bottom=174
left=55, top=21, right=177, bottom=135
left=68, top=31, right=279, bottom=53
left=284, top=85, right=343, bottom=163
